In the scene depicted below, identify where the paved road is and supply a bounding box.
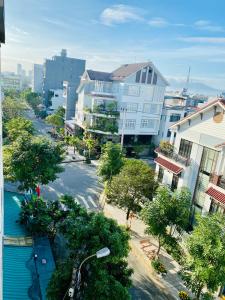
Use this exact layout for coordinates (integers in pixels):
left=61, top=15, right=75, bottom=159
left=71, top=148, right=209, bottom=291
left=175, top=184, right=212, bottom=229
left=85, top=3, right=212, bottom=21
left=28, top=111, right=173, bottom=300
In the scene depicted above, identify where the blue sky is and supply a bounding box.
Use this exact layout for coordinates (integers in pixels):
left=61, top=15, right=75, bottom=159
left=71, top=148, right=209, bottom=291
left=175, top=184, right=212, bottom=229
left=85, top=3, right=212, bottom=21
left=3, top=0, right=225, bottom=89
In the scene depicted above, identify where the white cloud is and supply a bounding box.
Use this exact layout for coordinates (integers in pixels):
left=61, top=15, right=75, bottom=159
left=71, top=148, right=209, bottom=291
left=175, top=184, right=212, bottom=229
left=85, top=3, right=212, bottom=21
left=194, top=20, right=224, bottom=32
left=100, top=4, right=144, bottom=26
left=148, top=17, right=185, bottom=28
left=178, top=37, right=225, bottom=44
left=148, top=17, right=168, bottom=27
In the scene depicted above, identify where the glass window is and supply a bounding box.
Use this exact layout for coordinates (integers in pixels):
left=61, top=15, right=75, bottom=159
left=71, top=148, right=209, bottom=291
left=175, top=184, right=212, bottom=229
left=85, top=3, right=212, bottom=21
left=167, top=130, right=171, bottom=137
left=126, top=103, right=138, bottom=112
left=153, top=72, right=157, bottom=85
left=141, top=67, right=147, bottom=83
left=171, top=174, right=179, bottom=191
left=143, top=103, right=159, bottom=114
left=125, top=119, right=136, bottom=129
left=169, top=114, right=181, bottom=122
left=147, top=68, right=153, bottom=84
left=178, top=139, right=193, bottom=159
left=141, top=119, right=155, bottom=128
left=200, top=147, right=218, bottom=175
left=136, top=70, right=141, bottom=83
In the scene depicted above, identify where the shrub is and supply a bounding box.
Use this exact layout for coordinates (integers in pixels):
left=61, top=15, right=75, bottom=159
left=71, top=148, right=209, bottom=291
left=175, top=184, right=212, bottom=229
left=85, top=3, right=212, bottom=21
left=151, top=259, right=167, bottom=275
left=178, top=291, right=190, bottom=300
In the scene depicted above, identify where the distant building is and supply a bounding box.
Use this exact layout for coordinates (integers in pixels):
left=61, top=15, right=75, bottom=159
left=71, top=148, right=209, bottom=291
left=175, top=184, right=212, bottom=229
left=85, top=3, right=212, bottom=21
left=43, top=49, right=85, bottom=110
left=32, top=64, right=43, bottom=94
left=48, top=89, right=64, bottom=111
left=63, top=81, right=77, bottom=120
left=153, top=93, right=195, bottom=145
left=154, top=98, right=225, bottom=221
left=1, top=73, right=22, bottom=91
left=72, top=62, right=168, bottom=142
left=17, top=63, right=22, bottom=76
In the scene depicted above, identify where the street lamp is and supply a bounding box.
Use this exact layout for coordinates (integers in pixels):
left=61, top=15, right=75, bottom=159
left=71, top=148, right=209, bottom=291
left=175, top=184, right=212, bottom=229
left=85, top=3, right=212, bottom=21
left=66, top=247, right=110, bottom=299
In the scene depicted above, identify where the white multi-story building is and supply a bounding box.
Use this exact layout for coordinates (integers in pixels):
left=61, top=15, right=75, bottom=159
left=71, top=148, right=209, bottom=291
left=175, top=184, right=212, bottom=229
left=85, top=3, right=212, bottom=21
left=154, top=98, right=225, bottom=221
left=74, top=62, right=168, bottom=142
left=32, top=63, right=43, bottom=94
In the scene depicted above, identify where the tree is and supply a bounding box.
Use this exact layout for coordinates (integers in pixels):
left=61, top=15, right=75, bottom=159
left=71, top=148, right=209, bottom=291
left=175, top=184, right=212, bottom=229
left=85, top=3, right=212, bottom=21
left=5, top=116, right=35, bottom=141
left=84, top=136, right=97, bottom=158
left=46, top=106, right=65, bottom=131
left=2, top=96, right=27, bottom=122
left=181, top=214, right=225, bottom=299
left=106, top=159, right=157, bottom=222
left=21, top=89, right=42, bottom=114
left=97, top=142, right=123, bottom=182
left=3, top=134, right=64, bottom=191
left=47, top=207, right=133, bottom=300
left=141, top=186, right=191, bottom=256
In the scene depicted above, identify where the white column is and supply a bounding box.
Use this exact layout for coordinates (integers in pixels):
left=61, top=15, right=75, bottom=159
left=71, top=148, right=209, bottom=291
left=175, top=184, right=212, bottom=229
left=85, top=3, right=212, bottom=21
left=214, top=149, right=225, bottom=175
left=170, top=130, right=176, bottom=144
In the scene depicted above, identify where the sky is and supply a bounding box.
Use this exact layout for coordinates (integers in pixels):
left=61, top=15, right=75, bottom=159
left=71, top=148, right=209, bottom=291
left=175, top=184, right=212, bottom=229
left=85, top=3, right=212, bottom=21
left=3, top=0, right=225, bottom=89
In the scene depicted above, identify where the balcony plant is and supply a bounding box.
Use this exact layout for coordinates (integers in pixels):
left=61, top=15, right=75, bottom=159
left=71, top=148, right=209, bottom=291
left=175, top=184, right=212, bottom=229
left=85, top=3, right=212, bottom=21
left=159, top=140, right=174, bottom=156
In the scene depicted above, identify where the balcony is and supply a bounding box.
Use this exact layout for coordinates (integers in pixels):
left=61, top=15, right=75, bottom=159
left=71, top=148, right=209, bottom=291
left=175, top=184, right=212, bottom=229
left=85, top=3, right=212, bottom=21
left=84, top=118, right=118, bottom=135
left=86, top=81, right=116, bottom=98
left=84, top=103, right=120, bottom=118
left=155, top=147, right=191, bottom=167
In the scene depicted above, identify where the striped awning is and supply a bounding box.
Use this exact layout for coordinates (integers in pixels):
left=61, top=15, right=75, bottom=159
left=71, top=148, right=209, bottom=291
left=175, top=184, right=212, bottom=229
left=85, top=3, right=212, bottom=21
left=206, top=186, right=225, bottom=205
left=154, top=157, right=183, bottom=175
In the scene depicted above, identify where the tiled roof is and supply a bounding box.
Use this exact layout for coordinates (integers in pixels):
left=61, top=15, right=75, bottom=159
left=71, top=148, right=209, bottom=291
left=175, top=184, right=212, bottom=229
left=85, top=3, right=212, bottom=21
left=154, top=156, right=183, bottom=175
left=86, top=70, right=112, bottom=82
left=111, top=62, right=150, bottom=81
left=206, top=186, right=225, bottom=205
left=170, top=98, right=225, bottom=129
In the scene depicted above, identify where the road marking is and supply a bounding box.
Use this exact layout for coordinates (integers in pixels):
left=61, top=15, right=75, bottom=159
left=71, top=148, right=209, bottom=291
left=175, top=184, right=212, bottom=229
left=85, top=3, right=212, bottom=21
left=88, top=195, right=97, bottom=208
left=77, top=195, right=90, bottom=209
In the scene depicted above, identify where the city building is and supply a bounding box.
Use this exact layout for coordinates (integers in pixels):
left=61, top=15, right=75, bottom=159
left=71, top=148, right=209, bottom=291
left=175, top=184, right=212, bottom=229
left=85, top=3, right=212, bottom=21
left=63, top=81, right=78, bottom=120
left=1, top=73, right=22, bottom=91
left=43, top=49, right=85, bottom=110
left=154, top=98, right=225, bottom=221
left=17, top=63, right=22, bottom=76
left=72, top=62, right=168, bottom=143
left=0, top=1, right=5, bottom=299
left=47, top=89, right=64, bottom=112
left=32, top=63, right=43, bottom=94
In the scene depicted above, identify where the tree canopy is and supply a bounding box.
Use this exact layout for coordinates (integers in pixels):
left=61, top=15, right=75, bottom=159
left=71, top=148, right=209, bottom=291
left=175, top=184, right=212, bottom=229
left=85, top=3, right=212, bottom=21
left=141, top=186, right=191, bottom=256
left=2, top=96, right=27, bottom=122
left=182, top=213, right=225, bottom=299
left=46, top=106, right=65, bottom=129
left=5, top=116, right=35, bottom=141
left=3, top=135, right=64, bottom=190
left=47, top=204, right=132, bottom=300
left=106, top=159, right=157, bottom=221
left=98, top=142, right=124, bottom=182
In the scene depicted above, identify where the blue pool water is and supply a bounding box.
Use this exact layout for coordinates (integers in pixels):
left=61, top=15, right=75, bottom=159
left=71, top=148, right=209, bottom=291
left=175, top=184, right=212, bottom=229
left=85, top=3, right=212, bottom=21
left=4, top=191, right=27, bottom=237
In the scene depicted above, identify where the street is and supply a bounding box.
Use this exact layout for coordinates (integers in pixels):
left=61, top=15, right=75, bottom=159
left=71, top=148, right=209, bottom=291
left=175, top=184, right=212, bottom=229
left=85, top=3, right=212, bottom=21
left=29, top=112, right=173, bottom=300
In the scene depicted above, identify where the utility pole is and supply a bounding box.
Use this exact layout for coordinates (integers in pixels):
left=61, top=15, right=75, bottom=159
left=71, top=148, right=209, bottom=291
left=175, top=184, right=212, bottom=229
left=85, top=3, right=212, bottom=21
left=120, top=107, right=127, bottom=150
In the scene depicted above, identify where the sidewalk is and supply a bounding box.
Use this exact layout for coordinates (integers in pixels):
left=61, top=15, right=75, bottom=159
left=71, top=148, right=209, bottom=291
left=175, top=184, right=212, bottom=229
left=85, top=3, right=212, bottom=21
left=103, top=202, right=191, bottom=300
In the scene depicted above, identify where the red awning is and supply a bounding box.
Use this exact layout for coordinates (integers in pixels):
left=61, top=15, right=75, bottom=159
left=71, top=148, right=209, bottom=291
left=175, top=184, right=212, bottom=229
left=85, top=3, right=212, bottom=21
left=154, top=157, right=183, bottom=175
left=206, top=186, right=225, bottom=205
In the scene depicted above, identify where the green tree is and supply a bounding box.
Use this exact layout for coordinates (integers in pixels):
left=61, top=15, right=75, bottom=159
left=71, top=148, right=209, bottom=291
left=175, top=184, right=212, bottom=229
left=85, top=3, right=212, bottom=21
left=47, top=207, right=132, bottom=300
left=181, top=214, right=225, bottom=299
left=106, top=159, right=157, bottom=221
left=3, top=134, right=64, bottom=191
left=46, top=106, right=65, bottom=131
left=2, top=96, right=27, bottom=122
left=21, top=89, right=42, bottom=114
left=5, top=116, right=35, bottom=141
left=84, top=137, right=97, bottom=158
left=98, top=142, right=123, bottom=182
left=141, top=186, right=191, bottom=256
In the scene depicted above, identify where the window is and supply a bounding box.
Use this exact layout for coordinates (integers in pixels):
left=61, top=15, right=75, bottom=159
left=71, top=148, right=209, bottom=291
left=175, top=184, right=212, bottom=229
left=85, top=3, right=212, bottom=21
left=141, top=119, right=155, bottom=128
left=126, top=103, right=138, bottom=112
left=124, top=85, right=140, bottom=96
left=141, top=67, right=147, bottom=83
left=171, top=174, right=179, bottom=191
left=178, top=139, right=193, bottom=159
left=200, top=147, right=218, bottom=175
left=125, top=119, right=136, bottom=129
left=143, top=103, right=160, bottom=114
left=153, top=72, right=157, bottom=85
left=135, top=70, right=141, bottom=83
left=169, top=114, right=181, bottom=122
left=167, top=130, right=171, bottom=137
left=158, top=167, right=164, bottom=183
left=147, top=68, right=153, bottom=84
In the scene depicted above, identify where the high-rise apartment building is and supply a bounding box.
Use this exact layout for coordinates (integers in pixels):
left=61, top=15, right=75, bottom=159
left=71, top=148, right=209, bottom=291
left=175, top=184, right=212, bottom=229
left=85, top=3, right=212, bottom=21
left=32, top=63, right=43, bottom=94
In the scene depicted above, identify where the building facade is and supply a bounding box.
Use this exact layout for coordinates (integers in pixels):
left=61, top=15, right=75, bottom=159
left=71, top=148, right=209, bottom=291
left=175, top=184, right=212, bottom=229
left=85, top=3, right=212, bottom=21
left=43, top=49, right=85, bottom=108
left=154, top=98, right=225, bottom=220
left=1, top=73, right=22, bottom=91
left=74, top=62, right=168, bottom=142
left=32, top=63, right=43, bottom=94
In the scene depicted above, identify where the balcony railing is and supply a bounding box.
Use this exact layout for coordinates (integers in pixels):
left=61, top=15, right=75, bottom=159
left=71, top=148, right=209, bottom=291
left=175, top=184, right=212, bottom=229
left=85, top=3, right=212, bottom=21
left=155, top=147, right=191, bottom=167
